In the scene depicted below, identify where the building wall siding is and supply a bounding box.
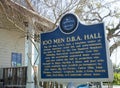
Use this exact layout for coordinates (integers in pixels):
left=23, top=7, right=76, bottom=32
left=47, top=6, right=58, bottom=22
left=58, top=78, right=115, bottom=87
left=0, top=29, right=25, bottom=67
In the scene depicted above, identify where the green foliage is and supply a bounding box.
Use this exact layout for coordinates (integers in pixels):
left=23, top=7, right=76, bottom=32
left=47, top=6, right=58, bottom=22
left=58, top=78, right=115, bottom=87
left=113, top=72, right=120, bottom=85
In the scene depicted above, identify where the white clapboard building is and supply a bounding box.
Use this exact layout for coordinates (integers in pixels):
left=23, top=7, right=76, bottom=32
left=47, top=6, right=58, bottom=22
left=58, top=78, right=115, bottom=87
left=0, top=0, right=54, bottom=67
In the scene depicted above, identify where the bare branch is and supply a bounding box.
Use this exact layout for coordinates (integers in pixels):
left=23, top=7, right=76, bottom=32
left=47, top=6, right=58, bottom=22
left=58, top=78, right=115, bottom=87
left=43, top=0, right=56, bottom=8
left=102, top=7, right=111, bottom=20
left=84, top=18, right=101, bottom=22
left=116, top=30, right=120, bottom=35
left=114, top=20, right=120, bottom=31
left=107, top=20, right=120, bottom=40
left=25, top=0, right=35, bottom=11
left=110, top=40, right=120, bottom=56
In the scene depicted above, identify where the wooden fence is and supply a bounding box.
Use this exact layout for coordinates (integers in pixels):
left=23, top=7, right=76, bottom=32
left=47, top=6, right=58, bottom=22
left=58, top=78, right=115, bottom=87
left=0, top=66, right=27, bottom=88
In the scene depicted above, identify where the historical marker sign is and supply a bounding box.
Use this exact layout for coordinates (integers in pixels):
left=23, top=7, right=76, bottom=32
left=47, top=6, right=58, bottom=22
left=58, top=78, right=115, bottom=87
left=40, top=13, right=113, bottom=82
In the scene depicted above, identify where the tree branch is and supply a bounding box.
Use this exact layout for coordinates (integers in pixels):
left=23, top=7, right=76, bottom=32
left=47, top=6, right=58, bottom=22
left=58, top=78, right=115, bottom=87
left=84, top=18, right=101, bottom=22
left=110, top=40, right=120, bottom=56
left=25, top=0, right=35, bottom=11
left=107, top=21, right=120, bottom=40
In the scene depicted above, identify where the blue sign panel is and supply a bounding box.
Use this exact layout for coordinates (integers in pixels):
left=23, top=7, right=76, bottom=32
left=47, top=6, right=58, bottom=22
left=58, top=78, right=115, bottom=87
left=11, top=52, right=22, bottom=67
left=40, top=13, right=111, bottom=81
